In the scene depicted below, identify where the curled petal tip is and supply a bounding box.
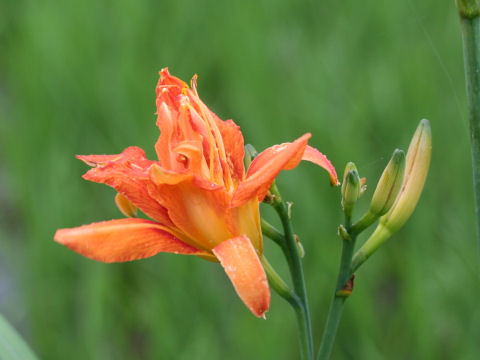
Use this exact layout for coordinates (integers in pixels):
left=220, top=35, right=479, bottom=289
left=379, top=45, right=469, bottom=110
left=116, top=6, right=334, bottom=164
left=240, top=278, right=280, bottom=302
left=302, top=145, right=339, bottom=186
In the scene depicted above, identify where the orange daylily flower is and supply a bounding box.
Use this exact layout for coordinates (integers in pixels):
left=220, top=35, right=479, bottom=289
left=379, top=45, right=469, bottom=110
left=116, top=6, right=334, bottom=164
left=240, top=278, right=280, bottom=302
left=54, top=68, right=338, bottom=318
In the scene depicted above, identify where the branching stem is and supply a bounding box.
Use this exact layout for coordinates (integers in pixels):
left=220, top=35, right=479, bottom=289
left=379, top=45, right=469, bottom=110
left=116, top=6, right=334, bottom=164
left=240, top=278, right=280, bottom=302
left=267, top=183, right=314, bottom=360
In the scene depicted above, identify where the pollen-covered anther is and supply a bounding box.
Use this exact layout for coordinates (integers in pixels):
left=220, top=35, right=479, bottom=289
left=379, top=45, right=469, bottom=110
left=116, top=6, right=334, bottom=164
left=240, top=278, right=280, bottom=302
left=191, top=74, right=199, bottom=94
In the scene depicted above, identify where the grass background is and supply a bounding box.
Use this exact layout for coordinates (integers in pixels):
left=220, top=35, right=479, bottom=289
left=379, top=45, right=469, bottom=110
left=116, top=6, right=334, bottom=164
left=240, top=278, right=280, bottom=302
left=0, top=0, right=479, bottom=359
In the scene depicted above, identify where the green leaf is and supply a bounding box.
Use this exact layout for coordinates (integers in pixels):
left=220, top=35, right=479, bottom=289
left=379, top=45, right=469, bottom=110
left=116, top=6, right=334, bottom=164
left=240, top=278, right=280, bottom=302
left=0, top=313, right=38, bottom=360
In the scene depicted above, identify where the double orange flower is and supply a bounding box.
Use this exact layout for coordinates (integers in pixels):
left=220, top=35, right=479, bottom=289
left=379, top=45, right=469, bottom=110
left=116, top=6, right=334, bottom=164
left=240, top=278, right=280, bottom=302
left=54, top=69, right=338, bottom=317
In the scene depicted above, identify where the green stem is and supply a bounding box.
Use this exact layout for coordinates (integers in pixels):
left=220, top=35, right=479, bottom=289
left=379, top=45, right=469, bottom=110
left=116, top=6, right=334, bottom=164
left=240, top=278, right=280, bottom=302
left=457, top=1, right=480, bottom=260
left=351, top=224, right=392, bottom=273
left=350, top=211, right=377, bottom=236
left=317, top=215, right=356, bottom=360
left=261, top=218, right=286, bottom=247
left=261, top=255, right=300, bottom=307
left=270, top=184, right=314, bottom=360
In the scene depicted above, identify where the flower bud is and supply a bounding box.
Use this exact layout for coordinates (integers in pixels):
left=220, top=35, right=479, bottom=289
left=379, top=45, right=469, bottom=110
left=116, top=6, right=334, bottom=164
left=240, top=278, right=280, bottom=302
left=369, top=149, right=406, bottom=217
left=351, top=119, right=432, bottom=271
left=341, top=162, right=357, bottom=199
left=341, top=162, right=361, bottom=215
left=115, top=193, right=138, bottom=218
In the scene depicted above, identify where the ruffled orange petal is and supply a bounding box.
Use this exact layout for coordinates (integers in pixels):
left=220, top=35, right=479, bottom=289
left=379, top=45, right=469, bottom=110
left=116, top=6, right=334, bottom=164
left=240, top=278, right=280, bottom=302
left=230, top=134, right=311, bottom=207
left=77, top=147, right=174, bottom=228
left=149, top=163, right=221, bottom=192
left=157, top=68, right=188, bottom=90
left=150, top=163, right=193, bottom=185
left=154, top=102, right=177, bottom=168
left=212, top=236, right=270, bottom=318
left=54, top=218, right=201, bottom=263
left=155, top=70, right=245, bottom=190
left=155, top=69, right=202, bottom=170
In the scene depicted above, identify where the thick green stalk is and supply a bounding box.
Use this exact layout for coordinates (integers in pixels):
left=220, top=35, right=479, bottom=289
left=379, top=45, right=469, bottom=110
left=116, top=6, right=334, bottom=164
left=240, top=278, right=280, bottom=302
left=317, top=215, right=356, bottom=360
left=261, top=218, right=286, bottom=247
left=457, top=0, right=480, bottom=258
left=269, top=184, right=314, bottom=360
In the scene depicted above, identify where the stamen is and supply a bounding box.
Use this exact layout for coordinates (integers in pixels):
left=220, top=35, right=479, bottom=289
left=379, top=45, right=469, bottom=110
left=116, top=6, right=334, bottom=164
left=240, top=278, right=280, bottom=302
left=195, top=102, right=220, bottom=184
left=200, top=103, right=233, bottom=191
left=191, top=74, right=199, bottom=96
left=186, top=77, right=230, bottom=189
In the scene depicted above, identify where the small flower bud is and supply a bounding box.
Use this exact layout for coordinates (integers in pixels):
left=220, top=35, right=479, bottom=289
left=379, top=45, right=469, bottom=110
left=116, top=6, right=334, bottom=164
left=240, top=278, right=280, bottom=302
left=115, top=193, right=138, bottom=218
left=369, top=149, right=406, bottom=217
left=341, top=163, right=361, bottom=215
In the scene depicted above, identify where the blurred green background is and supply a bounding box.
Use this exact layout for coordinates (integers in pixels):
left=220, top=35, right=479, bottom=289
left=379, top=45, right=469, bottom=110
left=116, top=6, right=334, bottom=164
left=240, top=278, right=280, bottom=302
left=0, top=0, right=479, bottom=359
